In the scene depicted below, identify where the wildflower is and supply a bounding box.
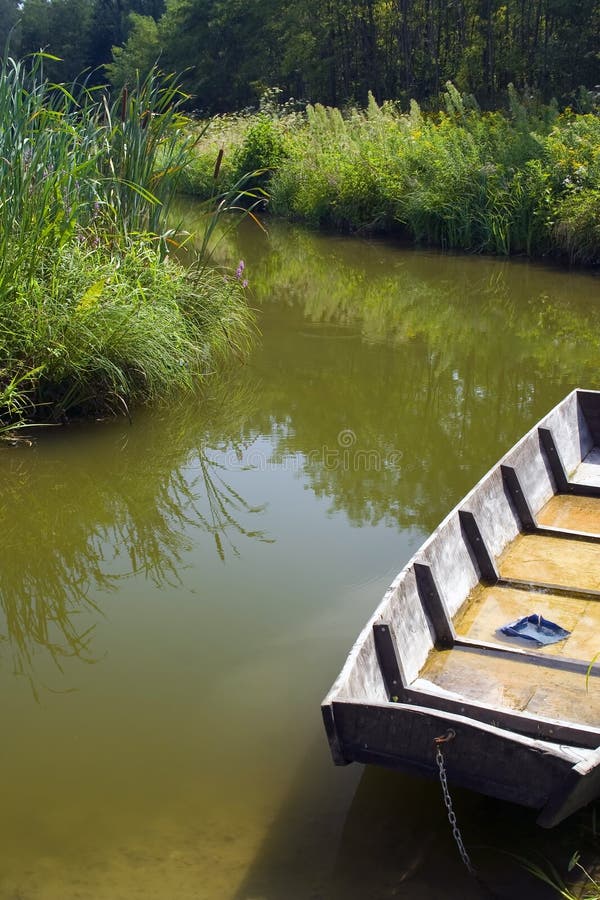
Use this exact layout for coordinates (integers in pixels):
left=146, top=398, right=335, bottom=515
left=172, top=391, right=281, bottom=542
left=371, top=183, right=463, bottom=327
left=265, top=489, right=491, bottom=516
left=242, top=279, right=248, bottom=288
left=236, top=260, right=245, bottom=279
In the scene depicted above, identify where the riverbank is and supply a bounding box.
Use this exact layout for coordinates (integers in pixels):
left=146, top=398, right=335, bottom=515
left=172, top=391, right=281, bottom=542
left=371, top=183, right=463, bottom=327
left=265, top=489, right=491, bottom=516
left=180, top=86, right=600, bottom=266
left=0, top=58, right=253, bottom=432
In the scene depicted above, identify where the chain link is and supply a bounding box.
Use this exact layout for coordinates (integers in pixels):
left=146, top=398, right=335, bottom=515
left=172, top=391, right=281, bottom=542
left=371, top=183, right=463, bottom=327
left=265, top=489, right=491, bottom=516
left=434, top=732, right=476, bottom=877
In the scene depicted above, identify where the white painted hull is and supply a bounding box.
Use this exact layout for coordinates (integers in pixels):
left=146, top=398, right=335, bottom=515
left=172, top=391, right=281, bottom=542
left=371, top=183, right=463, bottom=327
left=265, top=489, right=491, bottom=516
left=322, top=389, right=600, bottom=826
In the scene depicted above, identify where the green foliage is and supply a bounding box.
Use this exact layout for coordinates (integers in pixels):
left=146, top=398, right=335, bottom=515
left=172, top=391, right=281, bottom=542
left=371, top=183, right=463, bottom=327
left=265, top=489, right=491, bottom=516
left=0, top=0, right=19, bottom=52
left=175, top=114, right=243, bottom=195
left=105, top=13, right=161, bottom=91
left=178, top=149, right=234, bottom=197
left=100, top=69, right=201, bottom=237
left=3, top=242, right=253, bottom=421
left=554, top=191, right=600, bottom=265
left=232, top=115, right=286, bottom=186
left=523, top=849, right=600, bottom=900
left=127, top=0, right=600, bottom=113
left=10, top=0, right=600, bottom=114
left=0, top=55, right=253, bottom=428
left=185, top=90, right=600, bottom=263
left=19, top=0, right=94, bottom=82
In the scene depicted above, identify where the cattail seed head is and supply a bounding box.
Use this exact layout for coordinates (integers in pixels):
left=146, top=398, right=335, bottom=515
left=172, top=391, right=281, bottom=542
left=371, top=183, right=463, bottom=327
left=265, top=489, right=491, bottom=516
left=213, top=146, right=224, bottom=179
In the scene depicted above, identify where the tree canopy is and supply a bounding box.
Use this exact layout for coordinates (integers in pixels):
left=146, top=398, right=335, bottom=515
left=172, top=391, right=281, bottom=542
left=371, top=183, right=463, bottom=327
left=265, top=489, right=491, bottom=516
left=6, top=0, right=600, bottom=111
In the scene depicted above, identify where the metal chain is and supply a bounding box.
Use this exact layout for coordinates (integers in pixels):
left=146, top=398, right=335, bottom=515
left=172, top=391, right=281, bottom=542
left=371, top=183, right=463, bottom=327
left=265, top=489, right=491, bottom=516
left=434, top=730, right=477, bottom=877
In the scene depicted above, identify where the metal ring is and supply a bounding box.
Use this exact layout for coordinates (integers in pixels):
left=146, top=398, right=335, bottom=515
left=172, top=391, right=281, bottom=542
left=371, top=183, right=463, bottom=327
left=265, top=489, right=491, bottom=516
left=433, top=728, right=456, bottom=744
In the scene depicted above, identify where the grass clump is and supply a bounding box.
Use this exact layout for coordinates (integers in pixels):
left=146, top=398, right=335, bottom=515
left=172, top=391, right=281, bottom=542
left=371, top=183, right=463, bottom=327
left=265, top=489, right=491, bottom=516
left=183, top=85, right=600, bottom=264
left=3, top=242, right=253, bottom=423
left=0, top=54, right=253, bottom=431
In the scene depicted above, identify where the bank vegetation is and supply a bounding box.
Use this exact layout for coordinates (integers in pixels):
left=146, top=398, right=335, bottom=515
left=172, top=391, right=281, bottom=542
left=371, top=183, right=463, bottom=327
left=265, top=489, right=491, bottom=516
left=181, top=85, right=600, bottom=265
left=0, top=55, right=253, bottom=432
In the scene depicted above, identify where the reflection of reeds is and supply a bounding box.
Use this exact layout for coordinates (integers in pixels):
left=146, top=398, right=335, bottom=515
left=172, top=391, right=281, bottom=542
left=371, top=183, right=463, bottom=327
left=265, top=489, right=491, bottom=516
left=196, top=453, right=274, bottom=560
left=176, top=198, right=600, bottom=369
left=0, top=374, right=268, bottom=689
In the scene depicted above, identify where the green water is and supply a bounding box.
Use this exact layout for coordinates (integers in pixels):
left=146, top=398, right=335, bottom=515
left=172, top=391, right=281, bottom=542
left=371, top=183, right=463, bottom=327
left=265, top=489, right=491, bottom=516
left=1, top=209, right=600, bottom=898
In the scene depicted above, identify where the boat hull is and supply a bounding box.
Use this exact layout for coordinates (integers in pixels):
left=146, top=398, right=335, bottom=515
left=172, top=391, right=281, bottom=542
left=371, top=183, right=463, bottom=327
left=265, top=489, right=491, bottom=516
left=324, top=699, right=600, bottom=825
left=322, top=389, right=600, bottom=826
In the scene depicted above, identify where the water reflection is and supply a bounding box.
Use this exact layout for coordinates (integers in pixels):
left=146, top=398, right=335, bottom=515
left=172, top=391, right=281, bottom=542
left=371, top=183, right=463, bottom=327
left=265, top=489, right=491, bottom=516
left=179, top=202, right=600, bottom=533
left=179, top=200, right=600, bottom=360
left=231, top=741, right=581, bottom=900
left=5, top=209, right=600, bottom=684
left=0, top=377, right=270, bottom=684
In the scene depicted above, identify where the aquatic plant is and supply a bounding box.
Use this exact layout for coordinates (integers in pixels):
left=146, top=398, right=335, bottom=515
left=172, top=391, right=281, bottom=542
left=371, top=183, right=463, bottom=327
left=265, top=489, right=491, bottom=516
left=0, top=54, right=254, bottom=428
left=523, top=849, right=600, bottom=899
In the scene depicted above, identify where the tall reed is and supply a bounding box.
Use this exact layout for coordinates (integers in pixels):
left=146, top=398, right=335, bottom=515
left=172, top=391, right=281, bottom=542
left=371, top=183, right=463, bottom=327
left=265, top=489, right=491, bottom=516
left=0, top=55, right=253, bottom=429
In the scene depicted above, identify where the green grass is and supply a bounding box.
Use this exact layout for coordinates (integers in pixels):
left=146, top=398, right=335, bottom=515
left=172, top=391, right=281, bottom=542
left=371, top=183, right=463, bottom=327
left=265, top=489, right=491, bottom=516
left=181, top=85, right=600, bottom=264
left=3, top=241, right=254, bottom=422
left=523, top=847, right=600, bottom=899
left=0, top=54, right=254, bottom=430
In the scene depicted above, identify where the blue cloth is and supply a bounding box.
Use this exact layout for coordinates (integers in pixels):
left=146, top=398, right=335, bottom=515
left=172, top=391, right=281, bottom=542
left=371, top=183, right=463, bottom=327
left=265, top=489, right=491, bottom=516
left=499, top=614, right=571, bottom=646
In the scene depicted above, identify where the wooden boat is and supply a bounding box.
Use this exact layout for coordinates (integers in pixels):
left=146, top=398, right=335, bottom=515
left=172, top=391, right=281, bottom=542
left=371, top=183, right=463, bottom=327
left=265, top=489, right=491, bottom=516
left=322, top=388, right=600, bottom=827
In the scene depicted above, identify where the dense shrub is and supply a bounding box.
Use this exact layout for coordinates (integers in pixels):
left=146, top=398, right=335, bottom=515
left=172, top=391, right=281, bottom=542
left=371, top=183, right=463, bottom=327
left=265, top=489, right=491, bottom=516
left=2, top=242, right=252, bottom=423
left=232, top=115, right=287, bottom=184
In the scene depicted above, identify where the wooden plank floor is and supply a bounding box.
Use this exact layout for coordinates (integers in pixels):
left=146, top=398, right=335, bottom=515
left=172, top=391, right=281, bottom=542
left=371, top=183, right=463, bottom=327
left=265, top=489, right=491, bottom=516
left=537, top=494, right=600, bottom=534
left=499, top=533, right=600, bottom=592
left=418, top=473, right=600, bottom=727
left=421, top=644, right=600, bottom=726
left=454, top=583, right=600, bottom=661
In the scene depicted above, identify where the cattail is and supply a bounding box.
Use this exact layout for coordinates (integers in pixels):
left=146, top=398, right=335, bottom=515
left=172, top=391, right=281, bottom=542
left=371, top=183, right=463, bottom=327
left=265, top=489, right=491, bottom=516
left=213, top=146, right=224, bottom=180
left=120, top=86, right=128, bottom=123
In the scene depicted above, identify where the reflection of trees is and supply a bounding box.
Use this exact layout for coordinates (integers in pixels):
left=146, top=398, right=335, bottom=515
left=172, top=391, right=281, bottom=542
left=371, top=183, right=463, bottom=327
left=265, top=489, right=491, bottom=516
left=178, top=200, right=600, bottom=532
left=0, top=376, right=269, bottom=685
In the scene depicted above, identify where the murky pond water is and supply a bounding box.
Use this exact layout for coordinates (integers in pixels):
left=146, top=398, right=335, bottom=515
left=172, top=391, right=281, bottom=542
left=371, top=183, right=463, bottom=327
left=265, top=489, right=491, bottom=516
left=2, top=206, right=600, bottom=899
